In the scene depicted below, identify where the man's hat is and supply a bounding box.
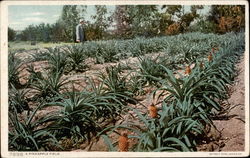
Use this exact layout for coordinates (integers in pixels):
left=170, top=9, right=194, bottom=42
left=79, top=19, right=84, bottom=23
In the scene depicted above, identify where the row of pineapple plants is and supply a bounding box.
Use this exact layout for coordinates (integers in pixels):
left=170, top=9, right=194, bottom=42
left=13, top=32, right=240, bottom=66
left=8, top=32, right=244, bottom=151
left=98, top=33, right=245, bottom=151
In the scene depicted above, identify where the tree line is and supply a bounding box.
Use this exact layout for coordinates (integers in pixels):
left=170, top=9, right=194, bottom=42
left=8, top=5, right=245, bottom=42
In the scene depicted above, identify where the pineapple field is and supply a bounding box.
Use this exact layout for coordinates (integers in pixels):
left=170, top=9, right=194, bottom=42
left=8, top=31, right=246, bottom=152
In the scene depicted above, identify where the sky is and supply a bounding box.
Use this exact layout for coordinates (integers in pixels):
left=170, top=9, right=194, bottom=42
left=8, top=5, right=209, bottom=31
left=8, top=5, right=115, bottom=31
left=9, top=5, right=63, bottom=31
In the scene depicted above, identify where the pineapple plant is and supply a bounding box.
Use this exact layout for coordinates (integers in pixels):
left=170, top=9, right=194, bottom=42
left=8, top=52, right=25, bottom=89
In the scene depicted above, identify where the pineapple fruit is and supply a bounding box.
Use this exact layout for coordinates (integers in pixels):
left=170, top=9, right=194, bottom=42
left=185, top=65, right=191, bottom=75
left=208, top=52, right=213, bottom=62
left=118, top=132, right=129, bottom=152
left=148, top=104, right=158, bottom=118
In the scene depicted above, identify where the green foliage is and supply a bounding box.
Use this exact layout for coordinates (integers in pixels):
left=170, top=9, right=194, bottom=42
left=59, top=5, right=85, bottom=42
left=127, top=73, right=146, bottom=96
left=98, top=65, right=135, bottom=104
left=46, top=81, right=127, bottom=143
left=127, top=5, right=160, bottom=37
left=8, top=52, right=24, bottom=89
left=100, top=102, right=203, bottom=151
left=19, top=25, right=38, bottom=41
left=99, top=66, right=126, bottom=93
left=9, top=103, right=61, bottom=151
left=27, top=65, right=69, bottom=102
left=113, top=5, right=163, bottom=38
left=190, top=17, right=217, bottom=33
left=95, top=42, right=119, bottom=63
left=8, top=31, right=245, bottom=151
left=99, top=32, right=245, bottom=152
left=162, top=5, right=204, bottom=34
left=9, top=84, right=30, bottom=113
left=44, top=47, right=68, bottom=73
left=163, top=5, right=182, bottom=17
left=63, top=45, right=88, bottom=72
left=137, top=56, right=165, bottom=85
left=86, top=5, right=113, bottom=40
left=154, top=33, right=244, bottom=116
left=8, top=27, right=16, bottom=41
left=15, top=5, right=246, bottom=43
left=46, top=90, right=101, bottom=142
left=79, top=32, right=225, bottom=64
left=207, top=5, right=245, bottom=33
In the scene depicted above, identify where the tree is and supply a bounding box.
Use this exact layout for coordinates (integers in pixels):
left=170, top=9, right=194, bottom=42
left=162, top=5, right=204, bottom=35
left=127, top=5, right=159, bottom=37
left=59, top=5, right=86, bottom=42
left=207, top=5, right=245, bottom=33
left=180, top=5, right=203, bottom=31
left=163, top=5, right=182, bottom=18
left=51, top=22, right=66, bottom=42
left=189, top=15, right=217, bottom=33
left=89, top=5, right=113, bottom=40
left=35, top=23, right=51, bottom=42
left=158, top=13, right=174, bottom=35
left=113, top=5, right=132, bottom=38
left=19, top=25, right=37, bottom=41
left=14, top=5, right=88, bottom=42
left=113, top=5, right=160, bottom=38
left=8, top=27, right=16, bottom=41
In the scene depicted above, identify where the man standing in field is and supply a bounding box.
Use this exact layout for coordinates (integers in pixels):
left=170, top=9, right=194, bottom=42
left=76, top=19, right=85, bottom=43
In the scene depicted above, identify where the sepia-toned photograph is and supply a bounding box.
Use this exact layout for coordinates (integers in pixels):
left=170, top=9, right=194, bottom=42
left=1, top=0, right=249, bottom=157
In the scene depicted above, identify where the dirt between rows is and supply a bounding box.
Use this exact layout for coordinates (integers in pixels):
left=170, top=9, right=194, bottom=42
left=14, top=50, right=246, bottom=152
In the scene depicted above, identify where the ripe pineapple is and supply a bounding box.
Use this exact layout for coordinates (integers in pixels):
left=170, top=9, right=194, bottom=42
left=118, top=132, right=129, bottom=152
left=148, top=104, right=157, bottom=118
left=185, top=65, right=191, bottom=75
left=212, top=47, right=215, bottom=53
left=208, top=52, right=213, bottom=62
left=199, top=62, right=204, bottom=69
